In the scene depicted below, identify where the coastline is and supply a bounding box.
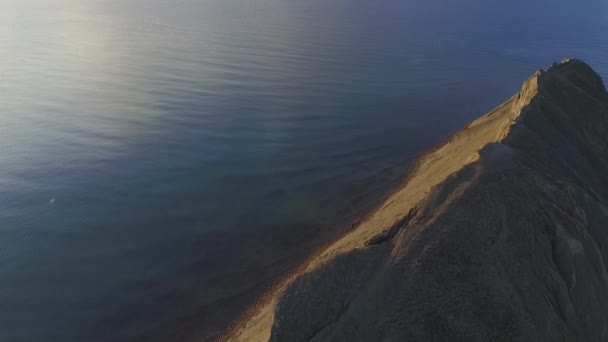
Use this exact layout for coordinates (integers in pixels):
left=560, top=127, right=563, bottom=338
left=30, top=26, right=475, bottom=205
left=223, top=87, right=523, bottom=342
left=225, top=58, right=608, bottom=341
left=220, top=111, right=485, bottom=340
left=219, top=157, right=420, bottom=341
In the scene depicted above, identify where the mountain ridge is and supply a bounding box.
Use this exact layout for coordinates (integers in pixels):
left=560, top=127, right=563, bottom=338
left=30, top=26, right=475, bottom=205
left=226, top=59, right=608, bottom=342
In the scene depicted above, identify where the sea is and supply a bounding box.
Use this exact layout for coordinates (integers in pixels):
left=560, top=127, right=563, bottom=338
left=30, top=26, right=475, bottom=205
left=1, top=0, right=607, bottom=340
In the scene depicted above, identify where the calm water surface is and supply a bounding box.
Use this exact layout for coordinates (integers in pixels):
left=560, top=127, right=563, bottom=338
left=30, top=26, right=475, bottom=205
left=1, top=0, right=608, bottom=341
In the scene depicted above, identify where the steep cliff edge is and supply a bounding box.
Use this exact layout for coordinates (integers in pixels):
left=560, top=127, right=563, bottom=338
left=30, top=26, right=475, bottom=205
left=227, top=59, right=608, bottom=342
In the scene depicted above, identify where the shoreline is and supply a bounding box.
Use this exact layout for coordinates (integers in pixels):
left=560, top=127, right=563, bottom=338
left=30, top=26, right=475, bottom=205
left=225, top=59, right=608, bottom=341
left=221, top=101, right=498, bottom=341
left=220, top=157, right=420, bottom=341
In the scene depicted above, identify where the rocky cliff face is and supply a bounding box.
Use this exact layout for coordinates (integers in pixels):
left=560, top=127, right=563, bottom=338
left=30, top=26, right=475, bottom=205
left=228, top=59, right=608, bottom=342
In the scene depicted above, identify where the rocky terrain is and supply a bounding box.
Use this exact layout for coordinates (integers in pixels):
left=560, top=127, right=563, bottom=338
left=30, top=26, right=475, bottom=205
left=226, top=59, right=608, bottom=341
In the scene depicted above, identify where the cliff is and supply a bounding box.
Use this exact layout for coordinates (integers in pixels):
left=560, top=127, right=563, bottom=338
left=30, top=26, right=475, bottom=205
left=227, top=59, right=608, bottom=341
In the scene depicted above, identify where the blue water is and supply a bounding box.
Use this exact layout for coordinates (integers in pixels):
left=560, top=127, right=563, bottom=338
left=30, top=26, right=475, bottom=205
left=1, top=0, right=607, bottom=341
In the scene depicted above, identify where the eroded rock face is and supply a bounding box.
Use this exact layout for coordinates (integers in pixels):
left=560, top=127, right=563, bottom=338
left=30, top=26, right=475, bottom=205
left=231, top=59, right=608, bottom=342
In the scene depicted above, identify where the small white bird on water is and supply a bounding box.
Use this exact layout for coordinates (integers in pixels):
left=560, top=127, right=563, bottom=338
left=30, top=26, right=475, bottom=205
left=50, top=198, right=56, bottom=204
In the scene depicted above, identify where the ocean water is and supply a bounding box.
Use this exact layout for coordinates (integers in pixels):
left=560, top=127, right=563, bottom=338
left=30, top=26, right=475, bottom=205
left=1, top=0, right=607, bottom=341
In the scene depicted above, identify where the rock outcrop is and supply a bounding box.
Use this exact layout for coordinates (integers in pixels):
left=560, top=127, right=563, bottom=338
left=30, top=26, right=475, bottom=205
left=227, top=59, right=608, bottom=341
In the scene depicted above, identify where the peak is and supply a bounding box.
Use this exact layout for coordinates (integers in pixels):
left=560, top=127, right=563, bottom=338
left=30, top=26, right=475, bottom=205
left=513, top=58, right=607, bottom=118
left=547, top=58, right=588, bottom=71
left=540, top=58, right=606, bottom=96
left=525, top=58, right=604, bottom=90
